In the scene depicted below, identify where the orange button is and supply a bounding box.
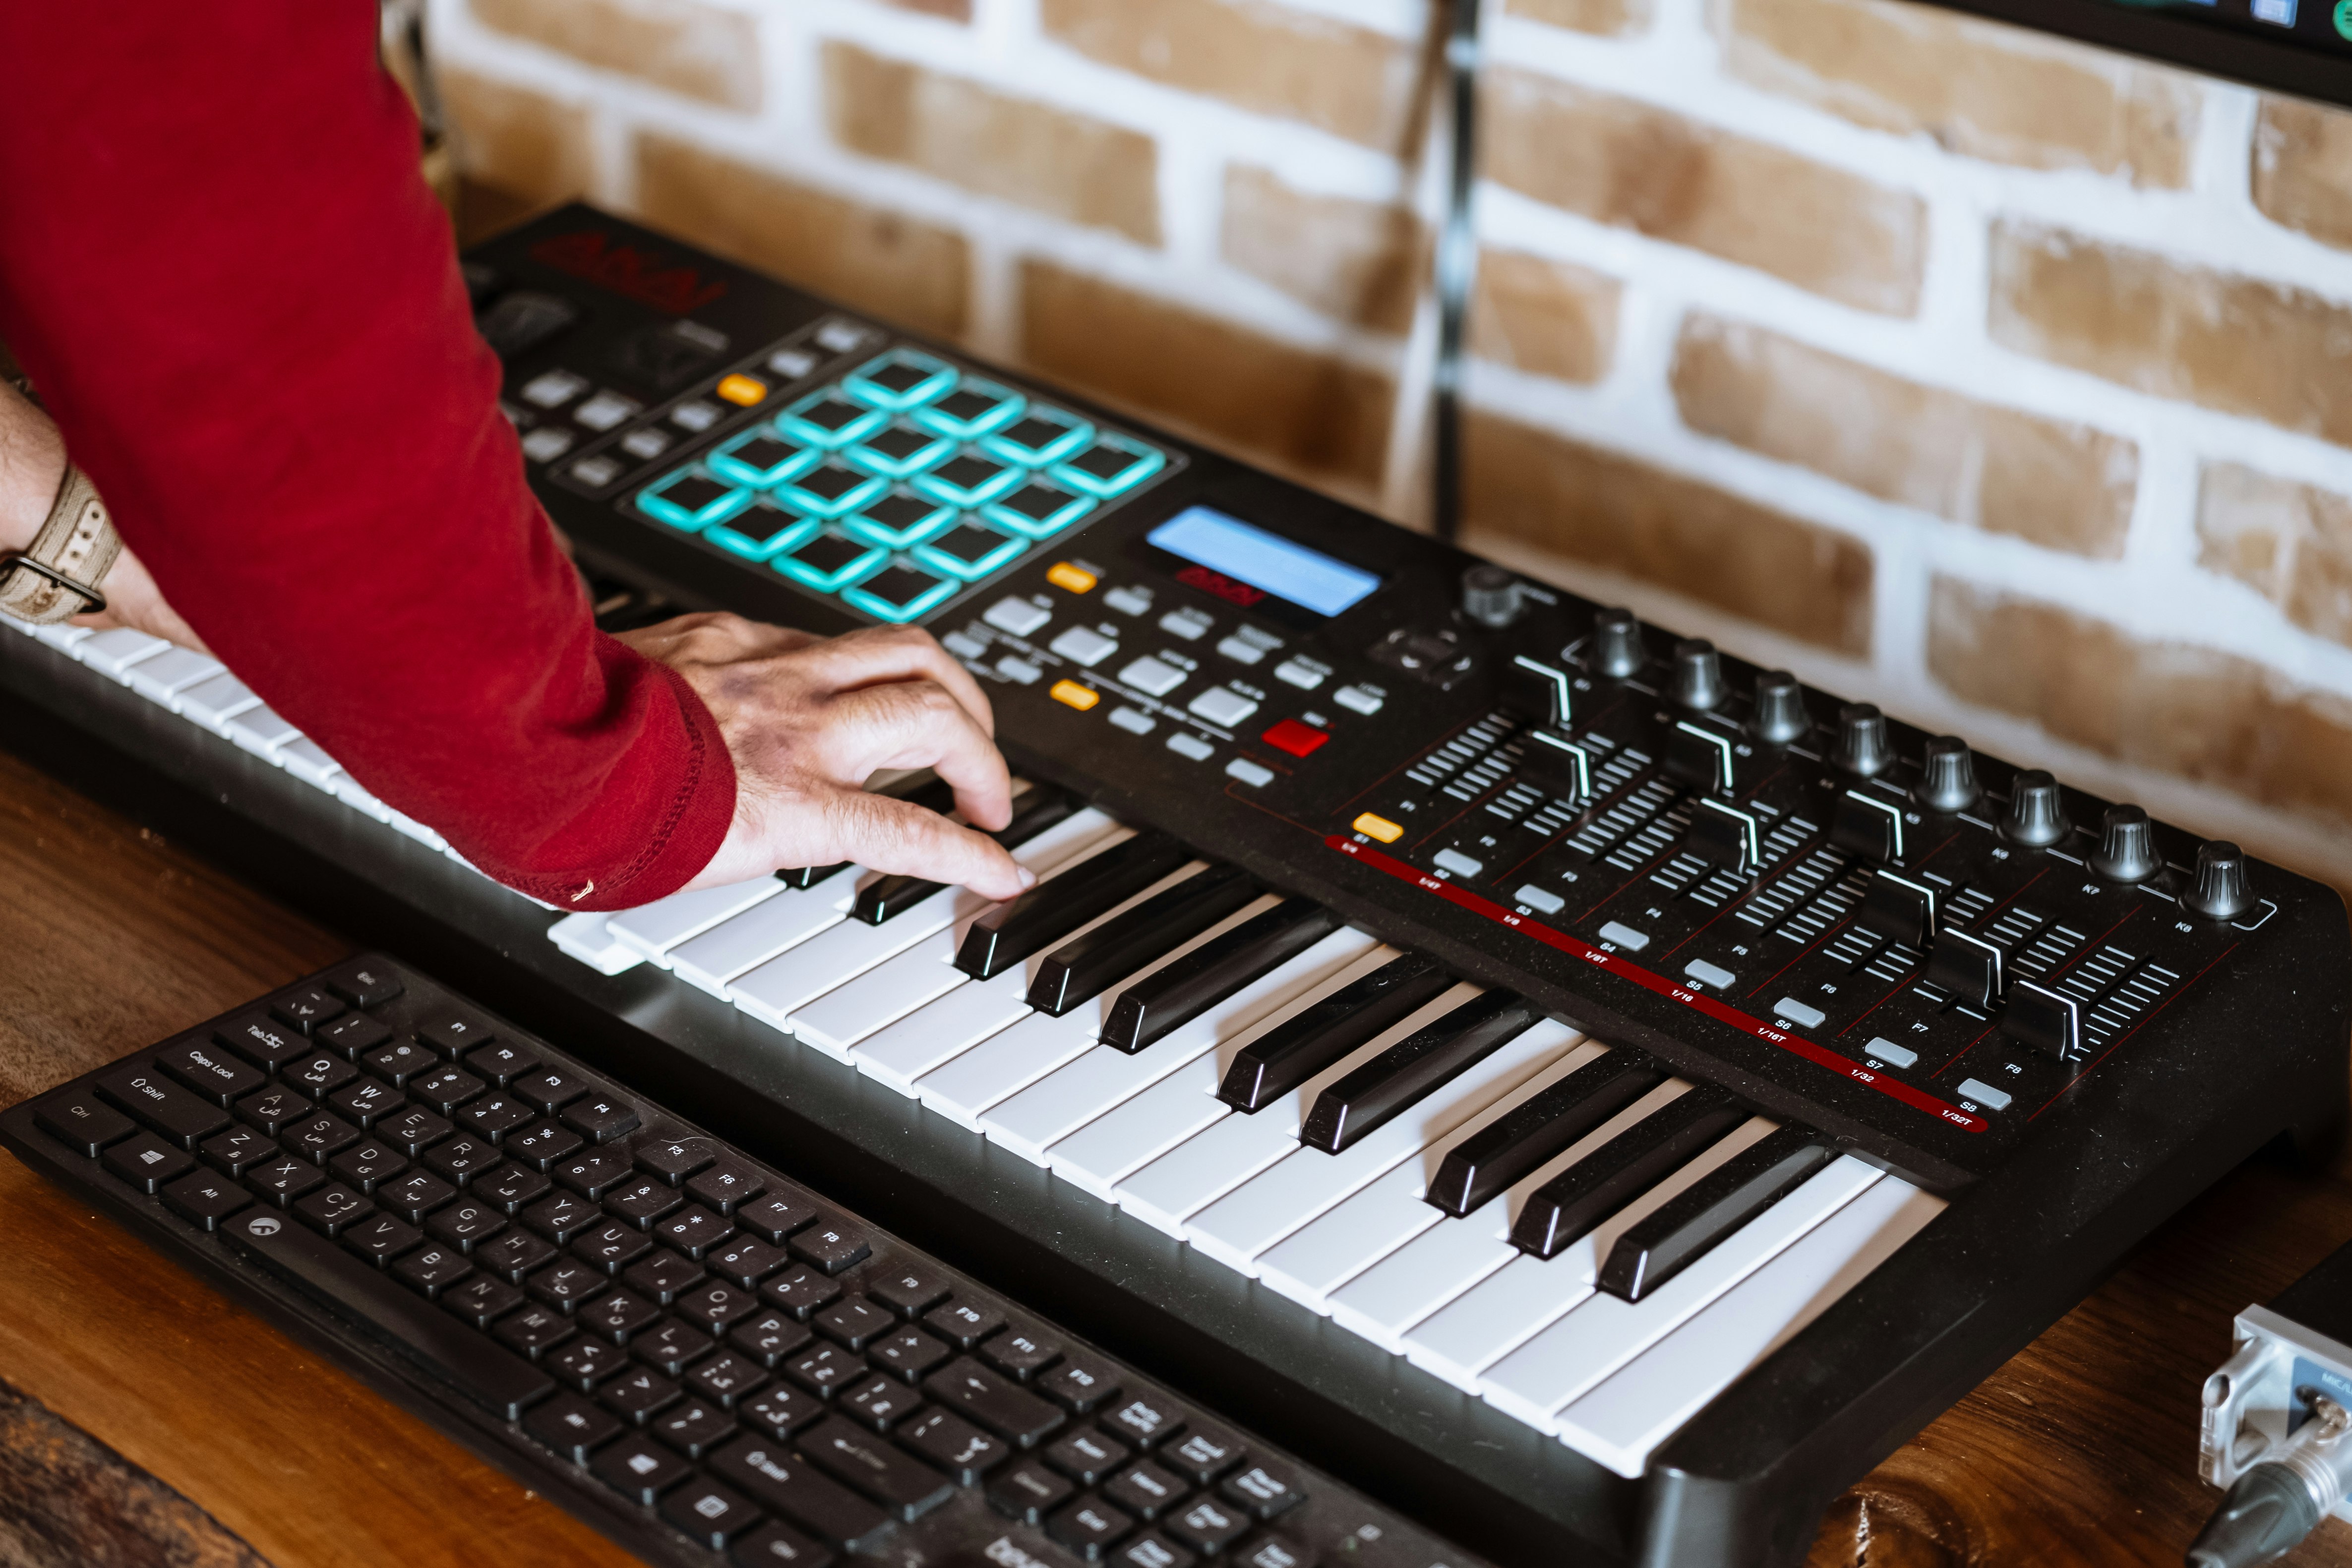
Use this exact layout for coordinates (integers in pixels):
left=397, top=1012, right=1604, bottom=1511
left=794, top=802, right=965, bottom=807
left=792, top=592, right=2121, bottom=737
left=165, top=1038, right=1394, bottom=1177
left=716, top=373, right=769, bottom=407
left=1352, top=812, right=1404, bottom=844
left=1262, top=718, right=1328, bottom=758
left=1046, top=561, right=1097, bottom=594
left=1050, top=680, right=1100, bottom=712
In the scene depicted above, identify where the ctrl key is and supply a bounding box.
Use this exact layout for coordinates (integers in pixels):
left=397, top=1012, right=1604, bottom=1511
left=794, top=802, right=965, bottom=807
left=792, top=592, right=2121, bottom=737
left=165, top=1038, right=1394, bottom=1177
left=102, top=1132, right=194, bottom=1194
left=37, top=1093, right=134, bottom=1157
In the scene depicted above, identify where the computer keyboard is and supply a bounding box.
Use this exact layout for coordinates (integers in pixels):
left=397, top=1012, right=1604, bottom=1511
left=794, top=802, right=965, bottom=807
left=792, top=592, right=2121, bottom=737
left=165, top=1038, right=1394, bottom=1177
left=0, top=955, right=1476, bottom=1568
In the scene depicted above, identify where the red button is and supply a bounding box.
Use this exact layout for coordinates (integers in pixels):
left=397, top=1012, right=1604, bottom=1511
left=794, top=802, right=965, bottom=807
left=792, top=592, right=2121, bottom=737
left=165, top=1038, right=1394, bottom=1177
left=1261, top=718, right=1329, bottom=758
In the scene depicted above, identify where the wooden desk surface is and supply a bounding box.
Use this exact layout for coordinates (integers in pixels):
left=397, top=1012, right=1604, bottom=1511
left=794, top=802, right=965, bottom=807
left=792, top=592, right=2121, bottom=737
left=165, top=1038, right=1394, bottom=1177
left=3, top=745, right=2350, bottom=1568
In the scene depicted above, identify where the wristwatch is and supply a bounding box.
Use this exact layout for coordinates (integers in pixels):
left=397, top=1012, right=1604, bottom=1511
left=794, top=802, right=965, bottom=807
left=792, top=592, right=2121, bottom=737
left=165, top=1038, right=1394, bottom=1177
left=0, top=461, right=119, bottom=624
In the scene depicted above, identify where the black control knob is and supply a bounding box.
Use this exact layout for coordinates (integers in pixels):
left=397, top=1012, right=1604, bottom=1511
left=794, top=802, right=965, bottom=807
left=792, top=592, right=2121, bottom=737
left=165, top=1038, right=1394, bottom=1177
left=1833, top=704, right=1891, bottom=778
left=2002, top=771, right=2069, bottom=847
left=1749, top=670, right=1809, bottom=745
left=1915, top=736, right=1979, bottom=813
left=1460, top=565, right=1523, bottom=628
left=1590, top=607, right=1645, bottom=678
left=2090, top=804, right=2160, bottom=883
left=2184, top=841, right=2253, bottom=922
left=1671, top=639, right=1725, bottom=712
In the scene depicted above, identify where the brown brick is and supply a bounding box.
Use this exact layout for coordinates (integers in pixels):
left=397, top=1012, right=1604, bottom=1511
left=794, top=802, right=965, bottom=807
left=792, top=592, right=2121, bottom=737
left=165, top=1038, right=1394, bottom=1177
left=1990, top=220, right=2352, bottom=447
left=1220, top=167, right=1420, bottom=332
left=1019, top=258, right=1392, bottom=484
left=634, top=134, right=970, bottom=338
left=879, top=0, right=971, bottom=17
left=2254, top=96, right=2352, bottom=252
left=1041, top=0, right=1418, bottom=151
left=1463, top=409, right=1873, bottom=654
left=470, top=0, right=759, bottom=111
left=1671, top=314, right=2135, bottom=557
left=438, top=68, right=593, bottom=208
left=2197, top=463, right=2352, bottom=650
left=1507, top=0, right=1652, bottom=38
left=1928, top=576, right=2352, bottom=826
left=1482, top=69, right=1924, bottom=315
left=1470, top=250, right=1620, bottom=384
left=1718, top=0, right=2196, bottom=187
left=825, top=42, right=1159, bottom=245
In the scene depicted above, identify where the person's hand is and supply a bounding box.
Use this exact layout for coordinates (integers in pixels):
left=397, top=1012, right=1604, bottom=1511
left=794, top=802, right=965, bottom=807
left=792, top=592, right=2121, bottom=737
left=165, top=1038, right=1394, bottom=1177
left=618, top=611, right=1033, bottom=900
left=0, top=379, right=206, bottom=650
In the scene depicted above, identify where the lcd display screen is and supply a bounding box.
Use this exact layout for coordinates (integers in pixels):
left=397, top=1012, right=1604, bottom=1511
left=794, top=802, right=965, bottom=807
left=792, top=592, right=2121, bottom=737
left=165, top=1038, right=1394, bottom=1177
left=1146, top=505, right=1382, bottom=618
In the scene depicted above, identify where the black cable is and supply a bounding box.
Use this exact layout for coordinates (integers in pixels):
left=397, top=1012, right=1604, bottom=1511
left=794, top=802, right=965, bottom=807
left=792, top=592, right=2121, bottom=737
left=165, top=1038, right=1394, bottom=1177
left=1431, top=0, right=1483, bottom=542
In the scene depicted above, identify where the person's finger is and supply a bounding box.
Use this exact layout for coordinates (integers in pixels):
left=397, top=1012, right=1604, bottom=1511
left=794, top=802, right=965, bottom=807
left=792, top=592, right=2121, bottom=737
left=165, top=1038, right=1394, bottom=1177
left=823, top=788, right=1030, bottom=899
left=787, top=624, right=997, bottom=738
left=814, top=680, right=1014, bottom=831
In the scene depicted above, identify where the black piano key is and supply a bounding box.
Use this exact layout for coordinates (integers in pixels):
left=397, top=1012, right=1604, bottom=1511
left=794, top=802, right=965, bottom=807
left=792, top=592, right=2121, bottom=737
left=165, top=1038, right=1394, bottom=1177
left=1299, top=991, right=1543, bottom=1154
left=1098, top=900, right=1342, bottom=1054
left=853, top=785, right=1081, bottom=924
left=1027, top=864, right=1261, bottom=1016
left=781, top=776, right=957, bottom=890
left=1424, top=1054, right=1664, bottom=1216
left=956, top=831, right=1194, bottom=980
left=1596, top=1125, right=1838, bottom=1301
left=1215, top=954, right=1451, bottom=1113
left=1508, top=1087, right=1748, bottom=1260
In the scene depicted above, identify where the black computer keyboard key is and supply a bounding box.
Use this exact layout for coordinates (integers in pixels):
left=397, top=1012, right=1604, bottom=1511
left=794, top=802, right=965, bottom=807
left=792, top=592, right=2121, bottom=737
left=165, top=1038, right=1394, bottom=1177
left=510, top=1121, right=586, bottom=1172
left=815, top=1297, right=894, bottom=1349
left=600, top=1366, right=683, bottom=1424
left=285, top=1051, right=358, bottom=1097
left=1216, top=954, right=1451, bottom=1113
left=245, top=1153, right=326, bottom=1206
left=679, top=1280, right=763, bottom=1334
left=1218, top=1461, right=1304, bottom=1520
left=1099, top=901, right=1341, bottom=1054
left=327, top=1077, right=404, bottom=1128
left=555, top=1149, right=633, bottom=1198
left=407, top=1067, right=482, bottom=1117
left=627, top=1249, right=707, bottom=1305
left=841, top=1373, right=922, bottom=1431
left=1104, top=1463, right=1188, bottom=1521
left=658, top=1205, right=735, bottom=1259
left=733, top=1311, right=816, bottom=1369
left=443, top=1275, right=525, bottom=1329
left=576, top=1220, right=654, bottom=1273
left=37, top=1093, right=134, bottom=1157
left=295, top=1181, right=372, bottom=1236
left=215, top=1013, right=309, bottom=1071
left=328, top=1140, right=409, bottom=1191
left=789, top=1220, right=871, bottom=1275
left=459, top=1093, right=536, bottom=1141
left=688, top=1350, right=770, bottom=1406
left=591, top=1431, right=690, bottom=1504
left=363, top=1039, right=435, bottom=1086
left=320, top=957, right=404, bottom=1010
left=1040, top=1359, right=1120, bottom=1414
left=157, top=1041, right=266, bottom=1106
left=1027, top=864, right=1262, bottom=1018
left=580, top=1287, right=662, bottom=1343
left=96, top=1063, right=231, bottom=1148
left=605, top=1175, right=685, bottom=1228
left=514, top=1068, right=591, bottom=1113
left=737, top=1194, right=817, bottom=1244
left=661, top=1474, right=761, bottom=1546
left=1596, top=1125, right=1836, bottom=1302
left=524, top=1191, right=602, bottom=1243
left=1114, top=1531, right=1196, bottom=1568
left=393, top=1242, right=474, bottom=1298
left=870, top=1327, right=952, bottom=1383
left=426, top=1197, right=507, bottom=1250
left=635, top=1318, right=717, bottom=1377
left=742, top=1382, right=823, bottom=1440
left=687, top=1158, right=766, bottom=1214
left=1234, top=1533, right=1309, bottom=1568
left=160, top=1169, right=252, bottom=1230
left=788, top=1342, right=860, bottom=1395
left=802, top=1416, right=955, bottom=1518
left=269, top=986, right=346, bottom=1033
left=1046, top=1428, right=1132, bottom=1485
left=317, top=1011, right=391, bottom=1061
left=988, top=1460, right=1075, bottom=1524
left=732, top=1517, right=835, bottom=1568
left=956, top=831, right=1192, bottom=979
left=656, top=1398, right=740, bottom=1461
left=466, top=1040, right=540, bottom=1085
left=926, top=1359, right=1066, bottom=1446
left=235, top=1084, right=311, bottom=1137
left=1101, top=1393, right=1183, bottom=1449
left=282, top=1111, right=362, bottom=1163
left=378, top=1171, right=457, bottom=1223
left=530, top=1260, right=610, bottom=1311
left=479, top=1228, right=559, bottom=1282
left=1510, top=1087, right=1748, bottom=1260
left=527, top=1390, right=623, bottom=1461
left=1161, top=1423, right=1246, bottom=1485
left=417, top=1013, right=495, bottom=1058
left=867, top=1264, right=953, bottom=1318
left=1301, top=991, right=1541, bottom=1154
left=219, top=1206, right=552, bottom=1417
left=980, top=1328, right=1060, bottom=1381
left=102, top=1131, right=193, bottom=1192
left=199, top=1125, right=274, bottom=1177
left=344, top=1212, right=422, bottom=1266
left=924, top=1298, right=1005, bottom=1351
left=1051, top=1497, right=1139, bottom=1559
left=638, top=1136, right=718, bottom=1185
left=563, top=1094, right=642, bottom=1144
left=711, top=1433, right=893, bottom=1550
left=426, top=1136, right=506, bottom=1186
left=763, top=1264, right=842, bottom=1320
left=1167, top=1497, right=1250, bottom=1555
left=898, top=1408, right=1008, bottom=1483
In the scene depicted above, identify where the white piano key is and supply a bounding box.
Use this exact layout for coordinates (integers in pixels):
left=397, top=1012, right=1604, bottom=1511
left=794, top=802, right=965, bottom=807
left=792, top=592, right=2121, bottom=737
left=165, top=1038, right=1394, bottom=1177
left=178, top=671, right=262, bottom=732
left=1400, top=1115, right=1782, bottom=1392
left=123, top=646, right=225, bottom=707
left=1478, top=1154, right=1884, bottom=1432
left=280, top=737, right=344, bottom=791
left=1184, top=1021, right=1580, bottom=1274
left=33, top=623, right=93, bottom=653
left=2, top=608, right=35, bottom=634
left=225, top=706, right=301, bottom=762
left=736, top=887, right=977, bottom=1026
left=549, top=912, right=646, bottom=975
left=331, top=771, right=394, bottom=823
left=1046, top=1056, right=1228, bottom=1199
left=980, top=928, right=1381, bottom=1164
left=851, top=968, right=1033, bottom=1092
left=384, top=807, right=448, bottom=850
left=607, top=876, right=789, bottom=965
left=672, top=874, right=865, bottom=997
left=74, top=627, right=169, bottom=679
left=1255, top=1038, right=1607, bottom=1313
left=1554, top=1177, right=1943, bottom=1477
left=792, top=929, right=969, bottom=1055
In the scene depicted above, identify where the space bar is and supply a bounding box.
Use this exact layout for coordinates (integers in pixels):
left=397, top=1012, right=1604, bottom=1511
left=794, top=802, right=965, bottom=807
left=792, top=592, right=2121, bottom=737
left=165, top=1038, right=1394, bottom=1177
left=221, top=1209, right=553, bottom=1419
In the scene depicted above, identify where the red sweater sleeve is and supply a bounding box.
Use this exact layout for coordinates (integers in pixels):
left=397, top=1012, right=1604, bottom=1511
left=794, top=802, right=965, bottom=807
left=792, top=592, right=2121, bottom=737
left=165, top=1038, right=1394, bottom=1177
left=0, top=0, right=734, bottom=910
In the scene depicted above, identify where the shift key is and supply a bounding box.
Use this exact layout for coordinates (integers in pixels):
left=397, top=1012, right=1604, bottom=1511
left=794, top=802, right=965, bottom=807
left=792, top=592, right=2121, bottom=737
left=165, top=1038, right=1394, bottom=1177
left=923, top=1358, right=1065, bottom=1447
left=96, top=1063, right=230, bottom=1148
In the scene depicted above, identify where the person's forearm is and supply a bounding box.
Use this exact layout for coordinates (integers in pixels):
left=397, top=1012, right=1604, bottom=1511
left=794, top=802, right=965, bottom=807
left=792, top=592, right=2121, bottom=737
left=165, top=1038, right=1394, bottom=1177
left=0, top=378, right=67, bottom=555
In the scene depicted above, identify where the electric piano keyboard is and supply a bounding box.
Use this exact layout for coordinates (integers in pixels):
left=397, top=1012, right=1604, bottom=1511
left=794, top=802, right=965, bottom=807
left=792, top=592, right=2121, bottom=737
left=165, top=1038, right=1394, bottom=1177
left=3, top=203, right=2345, bottom=1568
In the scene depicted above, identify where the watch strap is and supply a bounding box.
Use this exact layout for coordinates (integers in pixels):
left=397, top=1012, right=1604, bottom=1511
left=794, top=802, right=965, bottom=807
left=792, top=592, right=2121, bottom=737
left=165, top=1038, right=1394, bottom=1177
left=0, top=462, right=119, bottom=624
